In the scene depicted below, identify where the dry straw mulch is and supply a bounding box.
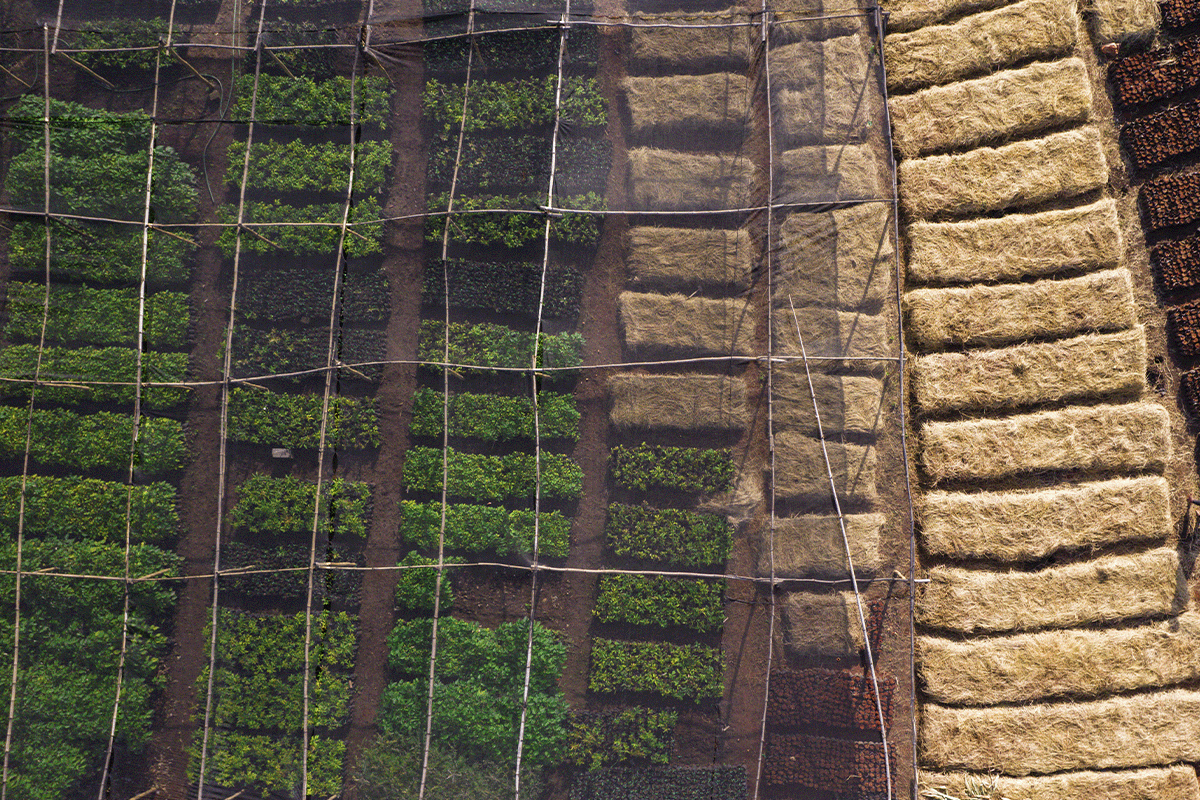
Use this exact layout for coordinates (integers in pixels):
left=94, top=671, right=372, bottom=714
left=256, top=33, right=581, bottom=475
left=1092, top=0, right=1161, bottom=43
left=628, top=148, right=755, bottom=211
left=920, top=766, right=1200, bottom=800
left=782, top=591, right=867, bottom=657
left=608, top=373, right=748, bottom=431
left=619, top=292, right=755, bottom=357
left=629, top=10, right=755, bottom=69
left=883, top=0, right=1077, bottom=92
left=919, top=401, right=1170, bottom=483
left=772, top=370, right=883, bottom=436
left=773, top=306, right=893, bottom=365
left=904, top=267, right=1135, bottom=351
left=626, top=226, right=754, bottom=290
left=776, top=203, right=893, bottom=310
left=623, top=73, right=750, bottom=134
left=905, top=198, right=1121, bottom=285
left=917, top=547, right=1184, bottom=634
left=918, top=611, right=1200, bottom=705
left=880, top=0, right=1009, bottom=33
left=890, top=58, right=1091, bottom=158
left=772, top=34, right=882, bottom=145
left=912, top=327, right=1146, bottom=415
left=920, top=686, right=1200, bottom=774
left=921, top=475, right=1170, bottom=561
left=773, top=431, right=878, bottom=503
left=759, top=513, right=884, bottom=579
left=899, top=126, right=1107, bottom=219
left=776, top=144, right=884, bottom=204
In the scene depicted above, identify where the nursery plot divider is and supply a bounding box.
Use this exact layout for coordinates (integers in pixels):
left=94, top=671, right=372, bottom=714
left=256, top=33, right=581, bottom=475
left=196, top=1, right=272, bottom=794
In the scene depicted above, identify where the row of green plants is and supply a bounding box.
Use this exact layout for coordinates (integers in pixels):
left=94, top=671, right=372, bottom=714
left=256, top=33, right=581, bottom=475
left=409, top=387, right=579, bottom=441
left=422, top=258, right=583, bottom=319
left=589, top=639, right=724, bottom=702
left=605, top=503, right=733, bottom=567
left=227, top=388, right=380, bottom=449
left=8, top=96, right=151, bottom=156
left=425, top=191, right=603, bottom=247
left=593, top=575, right=725, bottom=632
left=417, top=321, right=584, bottom=374
left=0, top=406, right=185, bottom=476
left=402, top=446, right=584, bottom=501
left=398, top=500, right=571, bottom=558
left=394, top=551, right=459, bottom=611
left=217, top=197, right=384, bottom=257
left=221, top=541, right=363, bottom=601
left=427, top=136, right=611, bottom=194
left=0, top=475, right=178, bottom=544
left=229, top=473, right=372, bottom=538
left=0, top=345, right=189, bottom=408
left=238, top=267, right=389, bottom=324
left=226, top=139, right=391, bottom=196
left=231, top=324, right=386, bottom=380
left=6, top=282, right=189, bottom=349
left=7, top=221, right=194, bottom=286
left=422, top=27, right=599, bottom=74
left=610, top=444, right=736, bottom=494
left=568, top=766, right=748, bottom=800
left=423, top=75, right=606, bottom=136
left=71, top=18, right=179, bottom=72
left=232, top=74, right=392, bottom=127
left=565, top=708, right=677, bottom=771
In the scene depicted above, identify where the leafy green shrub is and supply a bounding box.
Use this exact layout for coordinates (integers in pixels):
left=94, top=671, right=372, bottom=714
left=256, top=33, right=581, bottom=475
left=0, top=406, right=185, bottom=475
left=72, top=19, right=177, bottom=72
left=594, top=576, right=725, bottom=632
left=566, top=708, right=677, bottom=771
left=231, top=324, right=385, bottom=380
left=238, top=267, right=389, bottom=324
left=402, top=446, right=583, bottom=501
left=568, top=766, right=748, bottom=800
left=410, top=387, right=579, bottom=441
left=227, top=388, right=380, bottom=448
left=232, top=74, right=392, bottom=126
left=7, top=96, right=150, bottom=153
left=221, top=541, right=362, bottom=601
left=257, top=19, right=344, bottom=77
left=229, top=474, right=372, bottom=538
left=423, top=75, right=606, bottom=135
left=426, top=191, right=603, bottom=247
left=7, top=220, right=193, bottom=285
left=227, top=139, right=391, bottom=195
left=605, top=504, right=732, bottom=567
left=398, top=501, right=570, bottom=558
left=0, top=345, right=188, bottom=408
left=417, top=321, right=583, bottom=375
left=589, top=639, right=723, bottom=701
left=6, top=283, right=188, bottom=349
left=217, top=196, right=383, bottom=257
left=352, top=734, right=544, bottom=800
left=0, top=475, right=178, bottom=544
left=382, top=617, right=567, bottom=766
left=199, top=732, right=345, bottom=798
left=395, top=550, right=462, bottom=610
left=427, top=136, right=610, bottom=194
left=422, top=26, right=597, bottom=73
left=609, top=444, right=735, bottom=494
left=0, top=538, right=177, bottom=800
left=423, top=258, right=582, bottom=319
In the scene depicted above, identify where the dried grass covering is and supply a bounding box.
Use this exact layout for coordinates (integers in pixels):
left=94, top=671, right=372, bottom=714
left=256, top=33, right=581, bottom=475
left=1093, top=0, right=1161, bottom=43
left=921, top=475, right=1170, bottom=561
left=773, top=307, right=893, bottom=365
left=760, top=514, right=884, bottom=579
left=782, top=591, right=864, bottom=657
left=919, top=612, right=1200, bottom=705
left=777, top=204, right=893, bottom=309
left=609, top=373, right=748, bottom=431
left=890, top=58, right=1092, bottom=159
left=883, top=0, right=1078, bottom=92
left=921, top=686, right=1200, bottom=774
left=920, top=402, right=1170, bottom=483
left=905, top=267, right=1135, bottom=351
left=906, top=198, right=1121, bottom=285
left=773, top=371, right=883, bottom=436
left=773, top=35, right=882, bottom=144
left=774, top=431, right=877, bottom=503
left=880, top=0, right=1008, bottom=32
left=921, top=766, right=1200, bottom=800
left=627, top=226, right=754, bottom=290
left=772, top=0, right=863, bottom=37
left=917, top=547, right=1184, bottom=634
left=624, top=73, right=750, bottom=134
left=912, top=327, right=1147, bottom=415
left=619, top=292, right=755, bottom=356
left=628, top=10, right=755, bottom=68
left=776, top=145, right=883, bottom=204
left=899, top=127, right=1107, bottom=219
left=628, top=148, right=755, bottom=211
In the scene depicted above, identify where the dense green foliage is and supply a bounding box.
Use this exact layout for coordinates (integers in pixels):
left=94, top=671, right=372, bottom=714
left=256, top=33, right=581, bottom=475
left=427, top=136, right=610, bottom=194
left=7, top=221, right=193, bottom=285
left=426, top=191, right=603, bottom=247
left=352, top=734, right=544, bottom=800
left=0, top=345, right=188, bottom=408
left=394, top=550, right=460, bottom=611
left=201, top=732, right=346, bottom=798
left=227, top=139, right=391, bottom=195
left=238, top=267, right=389, bottom=324
left=232, top=75, right=392, bottom=126
left=398, top=501, right=570, bottom=558
left=422, top=258, right=582, bottom=319
left=229, top=474, right=372, bottom=538
left=72, top=19, right=175, bottom=71
left=422, top=26, right=597, bottom=73
left=0, top=406, right=185, bottom=475
left=566, top=708, right=677, bottom=771
left=409, top=387, right=579, bottom=441
left=231, top=324, right=385, bottom=380
left=0, top=475, right=178, bottom=544
left=227, top=388, right=380, bottom=449
left=217, top=197, right=383, bottom=257
left=605, top=504, right=733, bottom=567
left=594, top=576, right=725, bottom=632
left=417, top=321, right=583, bottom=374
left=221, top=541, right=362, bottom=601
left=7, top=96, right=150, bottom=152
left=609, top=444, right=735, bottom=494
left=6, top=283, right=188, bottom=349
left=589, top=639, right=724, bottom=701
left=402, top=446, right=583, bottom=501
left=423, top=76, right=606, bottom=135
left=382, top=617, right=567, bottom=767
left=0, top=539, right=177, bottom=800
left=568, top=766, right=748, bottom=800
